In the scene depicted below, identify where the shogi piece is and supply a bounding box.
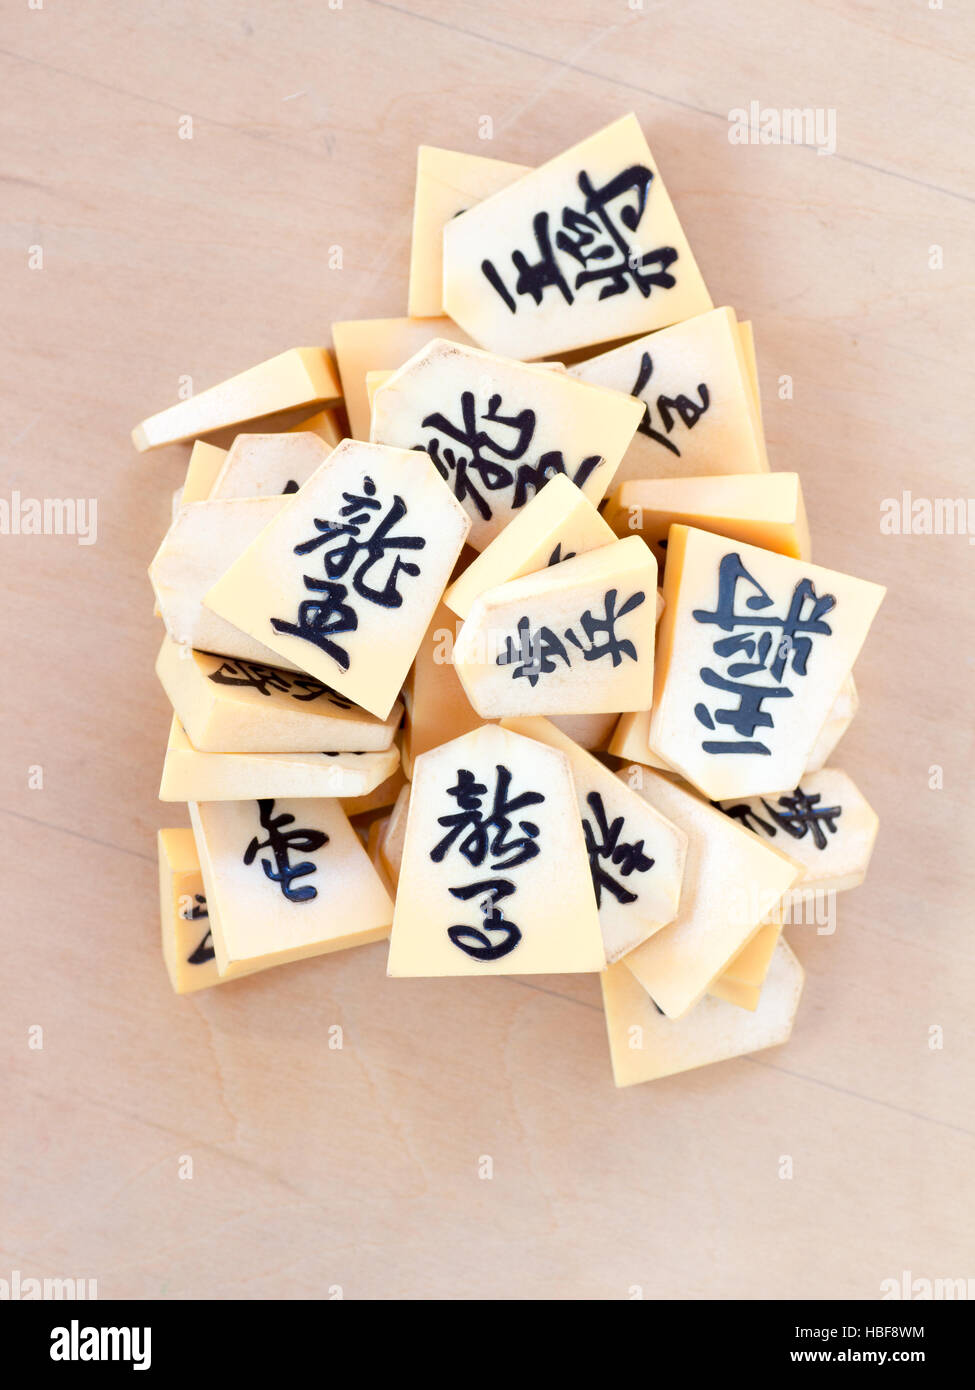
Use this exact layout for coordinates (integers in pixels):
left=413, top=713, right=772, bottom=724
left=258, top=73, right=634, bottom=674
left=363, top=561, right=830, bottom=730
left=408, top=146, right=530, bottom=317
left=618, top=765, right=802, bottom=1017
left=443, top=114, right=712, bottom=360
left=150, top=497, right=299, bottom=667
left=288, top=408, right=344, bottom=448
left=805, top=673, right=858, bottom=771
left=402, top=600, right=482, bottom=777
left=601, top=938, right=804, bottom=1086
left=158, top=828, right=265, bottom=992
left=649, top=525, right=885, bottom=800
left=189, top=798, right=393, bottom=975
left=181, top=441, right=228, bottom=504
left=708, top=913, right=782, bottom=1011
left=209, top=433, right=332, bottom=499
left=204, top=439, right=471, bottom=719
left=502, top=717, right=687, bottom=963
left=387, top=724, right=604, bottom=977
left=331, top=316, right=473, bottom=440
left=132, top=348, right=341, bottom=452
left=378, top=783, right=411, bottom=889
left=370, top=338, right=642, bottom=550
left=159, top=715, right=400, bottom=802
left=719, top=768, right=879, bottom=899
left=454, top=536, right=657, bottom=717
left=443, top=475, right=616, bottom=618
left=570, top=307, right=767, bottom=484
left=155, top=634, right=399, bottom=752
left=604, top=472, right=811, bottom=567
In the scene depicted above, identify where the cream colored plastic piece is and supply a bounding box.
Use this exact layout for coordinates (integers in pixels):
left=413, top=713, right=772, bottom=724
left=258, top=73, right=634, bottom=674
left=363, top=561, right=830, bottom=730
left=149, top=497, right=300, bottom=669
left=332, top=316, right=473, bottom=440
left=602, top=937, right=804, bottom=1086
left=570, top=307, right=766, bottom=484
left=549, top=711, right=617, bottom=751
left=707, top=975, right=761, bottom=1011
left=443, top=114, right=712, bottom=361
left=502, top=717, right=687, bottom=963
left=189, top=797, right=393, bottom=974
left=805, top=673, right=858, bottom=772
left=454, top=536, right=657, bottom=717
left=617, top=765, right=802, bottom=1017
left=608, top=710, right=674, bottom=771
left=159, top=715, right=400, bottom=802
left=370, top=338, right=642, bottom=551
left=738, top=320, right=762, bottom=424
left=443, top=475, right=616, bottom=617
left=387, top=724, right=604, bottom=977
left=378, top=783, right=411, bottom=889
left=368, top=816, right=395, bottom=895
left=181, top=441, right=228, bottom=505
left=340, top=765, right=407, bottom=819
left=719, top=768, right=879, bottom=899
left=402, top=600, right=482, bottom=777
left=158, top=828, right=254, bottom=994
left=132, top=348, right=341, bottom=452
left=365, top=371, right=393, bottom=408
left=288, top=408, right=344, bottom=448
left=155, top=634, right=399, bottom=753
left=204, top=440, right=471, bottom=719
left=408, top=145, right=531, bottom=318
left=209, top=433, right=331, bottom=499
left=719, top=914, right=782, bottom=988
left=649, top=526, right=886, bottom=800
left=604, top=472, right=811, bottom=565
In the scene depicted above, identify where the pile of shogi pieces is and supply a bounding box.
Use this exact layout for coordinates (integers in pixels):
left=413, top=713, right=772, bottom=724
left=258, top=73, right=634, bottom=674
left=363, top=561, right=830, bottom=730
left=137, top=115, right=884, bottom=1086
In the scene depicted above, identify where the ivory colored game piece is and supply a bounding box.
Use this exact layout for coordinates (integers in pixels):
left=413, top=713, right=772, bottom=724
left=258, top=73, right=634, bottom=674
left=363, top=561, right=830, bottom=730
left=155, top=634, right=399, bottom=753
left=549, top=711, right=618, bottom=751
left=708, top=914, right=782, bottom=1010
left=604, top=473, right=811, bottom=565
left=649, top=526, right=885, bottom=800
left=387, top=724, right=604, bottom=977
left=617, top=765, right=802, bottom=1017
left=408, top=145, right=531, bottom=317
left=805, top=673, right=858, bottom=771
left=608, top=709, right=674, bottom=771
left=719, top=768, right=879, bottom=898
left=502, top=717, right=687, bottom=963
left=601, top=937, right=804, bottom=1086
left=209, top=432, right=331, bottom=499
left=378, top=782, right=411, bottom=889
left=454, top=536, right=657, bottom=717
left=370, top=338, right=643, bottom=550
left=288, top=407, right=344, bottom=448
left=707, top=975, right=762, bottom=1010
left=159, top=828, right=229, bottom=994
left=402, top=600, right=482, bottom=776
left=189, top=797, right=393, bottom=974
left=204, top=440, right=471, bottom=719
left=443, top=114, right=712, bottom=360
left=181, top=440, right=228, bottom=504
left=132, top=348, right=341, bottom=452
left=332, top=316, right=473, bottom=440
left=443, top=474, right=616, bottom=617
left=149, top=497, right=301, bottom=668
left=570, top=307, right=767, bottom=483
left=340, top=765, right=407, bottom=819
left=159, top=715, right=400, bottom=802
left=738, top=320, right=762, bottom=423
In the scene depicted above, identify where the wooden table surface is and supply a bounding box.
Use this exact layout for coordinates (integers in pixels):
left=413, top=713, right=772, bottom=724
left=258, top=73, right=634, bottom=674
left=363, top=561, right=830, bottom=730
left=3, top=0, right=973, bottom=1301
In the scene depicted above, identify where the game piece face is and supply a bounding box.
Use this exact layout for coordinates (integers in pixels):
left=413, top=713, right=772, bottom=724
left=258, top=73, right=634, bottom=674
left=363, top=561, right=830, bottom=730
left=502, top=717, right=688, bottom=963
left=649, top=526, right=885, bottom=800
left=569, top=307, right=767, bottom=483
left=719, top=768, right=879, bottom=896
left=617, top=764, right=802, bottom=1018
left=189, top=797, right=393, bottom=974
left=209, top=433, right=331, bottom=499
left=387, top=724, right=604, bottom=977
left=132, top=347, right=341, bottom=452
left=370, top=338, right=642, bottom=550
left=443, top=474, right=616, bottom=618
left=155, top=635, right=399, bottom=753
left=408, top=146, right=530, bottom=318
left=149, top=497, right=300, bottom=669
left=604, top=472, right=811, bottom=567
left=454, top=536, right=657, bottom=717
left=332, top=317, right=473, bottom=439
left=203, top=440, right=471, bottom=719
left=443, top=114, right=712, bottom=360
left=601, top=938, right=804, bottom=1086
left=159, top=715, right=400, bottom=802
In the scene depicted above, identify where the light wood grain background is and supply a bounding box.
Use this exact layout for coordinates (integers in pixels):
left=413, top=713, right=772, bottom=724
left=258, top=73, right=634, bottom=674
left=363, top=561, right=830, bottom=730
left=2, top=0, right=973, bottom=1301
